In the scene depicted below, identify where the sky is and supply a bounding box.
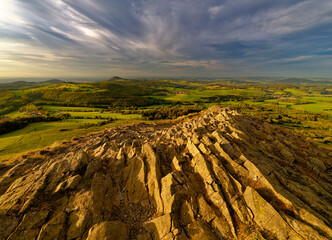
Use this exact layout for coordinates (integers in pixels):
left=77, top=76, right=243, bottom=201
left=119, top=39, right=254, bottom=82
left=0, top=0, right=332, bottom=79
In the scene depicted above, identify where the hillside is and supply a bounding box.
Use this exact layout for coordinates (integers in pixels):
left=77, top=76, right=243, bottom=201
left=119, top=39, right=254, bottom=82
left=0, top=106, right=331, bottom=239
left=274, top=78, right=332, bottom=84
left=0, top=79, right=65, bottom=89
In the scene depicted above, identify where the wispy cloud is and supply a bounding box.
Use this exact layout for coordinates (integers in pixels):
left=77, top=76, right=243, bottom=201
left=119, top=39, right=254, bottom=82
left=0, top=0, right=331, bottom=78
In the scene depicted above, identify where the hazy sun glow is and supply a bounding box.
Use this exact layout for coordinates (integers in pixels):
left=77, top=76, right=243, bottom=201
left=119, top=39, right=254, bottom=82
left=0, top=1, right=25, bottom=25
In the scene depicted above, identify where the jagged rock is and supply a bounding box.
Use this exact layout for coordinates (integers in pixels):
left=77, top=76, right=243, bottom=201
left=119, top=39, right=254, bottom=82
left=54, top=174, right=81, bottom=193
left=244, top=186, right=303, bottom=239
left=67, top=209, right=92, bottom=239
left=86, top=221, right=129, bottom=240
left=308, top=157, right=327, bottom=171
left=37, top=212, right=67, bottom=240
left=0, top=106, right=330, bottom=240
left=161, top=173, right=177, bottom=214
left=185, top=220, right=219, bottom=240
left=0, top=215, right=19, bottom=240
left=245, top=231, right=266, bottom=240
left=7, top=211, right=49, bottom=240
left=124, top=156, right=149, bottom=206
left=144, top=213, right=173, bottom=239
left=143, top=143, right=164, bottom=213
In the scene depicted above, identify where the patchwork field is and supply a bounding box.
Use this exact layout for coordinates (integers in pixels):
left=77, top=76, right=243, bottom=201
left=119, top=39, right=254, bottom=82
left=0, top=77, right=331, bottom=161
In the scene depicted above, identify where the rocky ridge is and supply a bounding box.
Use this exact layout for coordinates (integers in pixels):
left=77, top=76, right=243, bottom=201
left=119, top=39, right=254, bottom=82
left=0, top=106, right=331, bottom=240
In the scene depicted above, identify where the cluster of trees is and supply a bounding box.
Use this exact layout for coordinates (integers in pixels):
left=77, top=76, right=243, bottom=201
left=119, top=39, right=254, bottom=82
left=19, top=103, right=42, bottom=112
left=277, top=99, right=314, bottom=105
left=202, top=95, right=250, bottom=102
left=0, top=90, right=46, bottom=116
left=142, top=107, right=202, bottom=120
left=0, top=91, right=20, bottom=115
left=82, top=119, right=115, bottom=129
left=0, top=115, right=69, bottom=135
left=0, top=106, right=17, bottom=116
left=201, top=94, right=268, bottom=103
left=40, top=90, right=161, bottom=107
left=0, top=82, right=159, bottom=109
left=94, top=82, right=156, bottom=96
left=71, top=116, right=115, bottom=120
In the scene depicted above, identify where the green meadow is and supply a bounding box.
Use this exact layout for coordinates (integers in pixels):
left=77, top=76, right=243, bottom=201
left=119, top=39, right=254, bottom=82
left=0, top=119, right=145, bottom=161
left=0, top=78, right=331, bottom=161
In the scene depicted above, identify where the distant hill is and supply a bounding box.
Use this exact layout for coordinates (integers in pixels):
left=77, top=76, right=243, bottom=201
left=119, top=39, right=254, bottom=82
left=44, top=79, right=65, bottom=84
left=0, top=79, right=65, bottom=89
left=0, top=81, right=35, bottom=89
left=108, top=76, right=124, bottom=81
left=273, top=78, right=332, bottom=84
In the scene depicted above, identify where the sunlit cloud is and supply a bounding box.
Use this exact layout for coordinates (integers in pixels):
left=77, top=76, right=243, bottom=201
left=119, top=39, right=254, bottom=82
left=0, top=0, right=331, bottom=78
left=208, top=5, right=224, bottom=17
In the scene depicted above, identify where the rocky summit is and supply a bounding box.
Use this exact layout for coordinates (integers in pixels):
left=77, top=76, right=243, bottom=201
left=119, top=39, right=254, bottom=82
left=0, top=106, right=331, bottom=240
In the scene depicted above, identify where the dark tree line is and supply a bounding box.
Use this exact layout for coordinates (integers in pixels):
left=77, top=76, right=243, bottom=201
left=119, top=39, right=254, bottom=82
left=0, top=115, right=69, bottom=135
left=142, top=107, right=202, bottom=120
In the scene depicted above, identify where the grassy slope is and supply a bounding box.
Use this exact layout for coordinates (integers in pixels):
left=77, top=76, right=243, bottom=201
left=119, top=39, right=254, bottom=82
left=151, top=88, right=265, bottom=102
left=291, top=102, right=332, bottom=113
left=0, top=119, right=145, bottom=162
left=160, top=89, right=331, bottom=114
left=60, top=112, right=141, bottom=119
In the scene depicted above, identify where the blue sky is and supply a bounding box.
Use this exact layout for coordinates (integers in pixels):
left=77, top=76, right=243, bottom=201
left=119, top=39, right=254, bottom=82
left=0, top=0, right=332, bottom=78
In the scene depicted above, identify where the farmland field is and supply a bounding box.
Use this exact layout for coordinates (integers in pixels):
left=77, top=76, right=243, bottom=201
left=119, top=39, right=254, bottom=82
left=0, top=77, right=331, bottom=161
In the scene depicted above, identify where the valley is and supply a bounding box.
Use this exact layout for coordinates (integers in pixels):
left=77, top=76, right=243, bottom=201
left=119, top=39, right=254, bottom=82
left=0, top=77, right=331, bottom=161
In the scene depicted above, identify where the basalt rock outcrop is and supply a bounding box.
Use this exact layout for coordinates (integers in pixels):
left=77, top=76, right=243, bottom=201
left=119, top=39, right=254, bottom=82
left=0, top=106, right=331, bottom=240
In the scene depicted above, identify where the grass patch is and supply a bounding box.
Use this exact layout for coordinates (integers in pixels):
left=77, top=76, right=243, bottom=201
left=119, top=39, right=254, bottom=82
left=291, top=102, right=332, bottom=113
left=61, top=111, right=141, bottom=119
left=41, top=105, right=100, bottom=111
left=0, top=119, right=146, bottom=161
